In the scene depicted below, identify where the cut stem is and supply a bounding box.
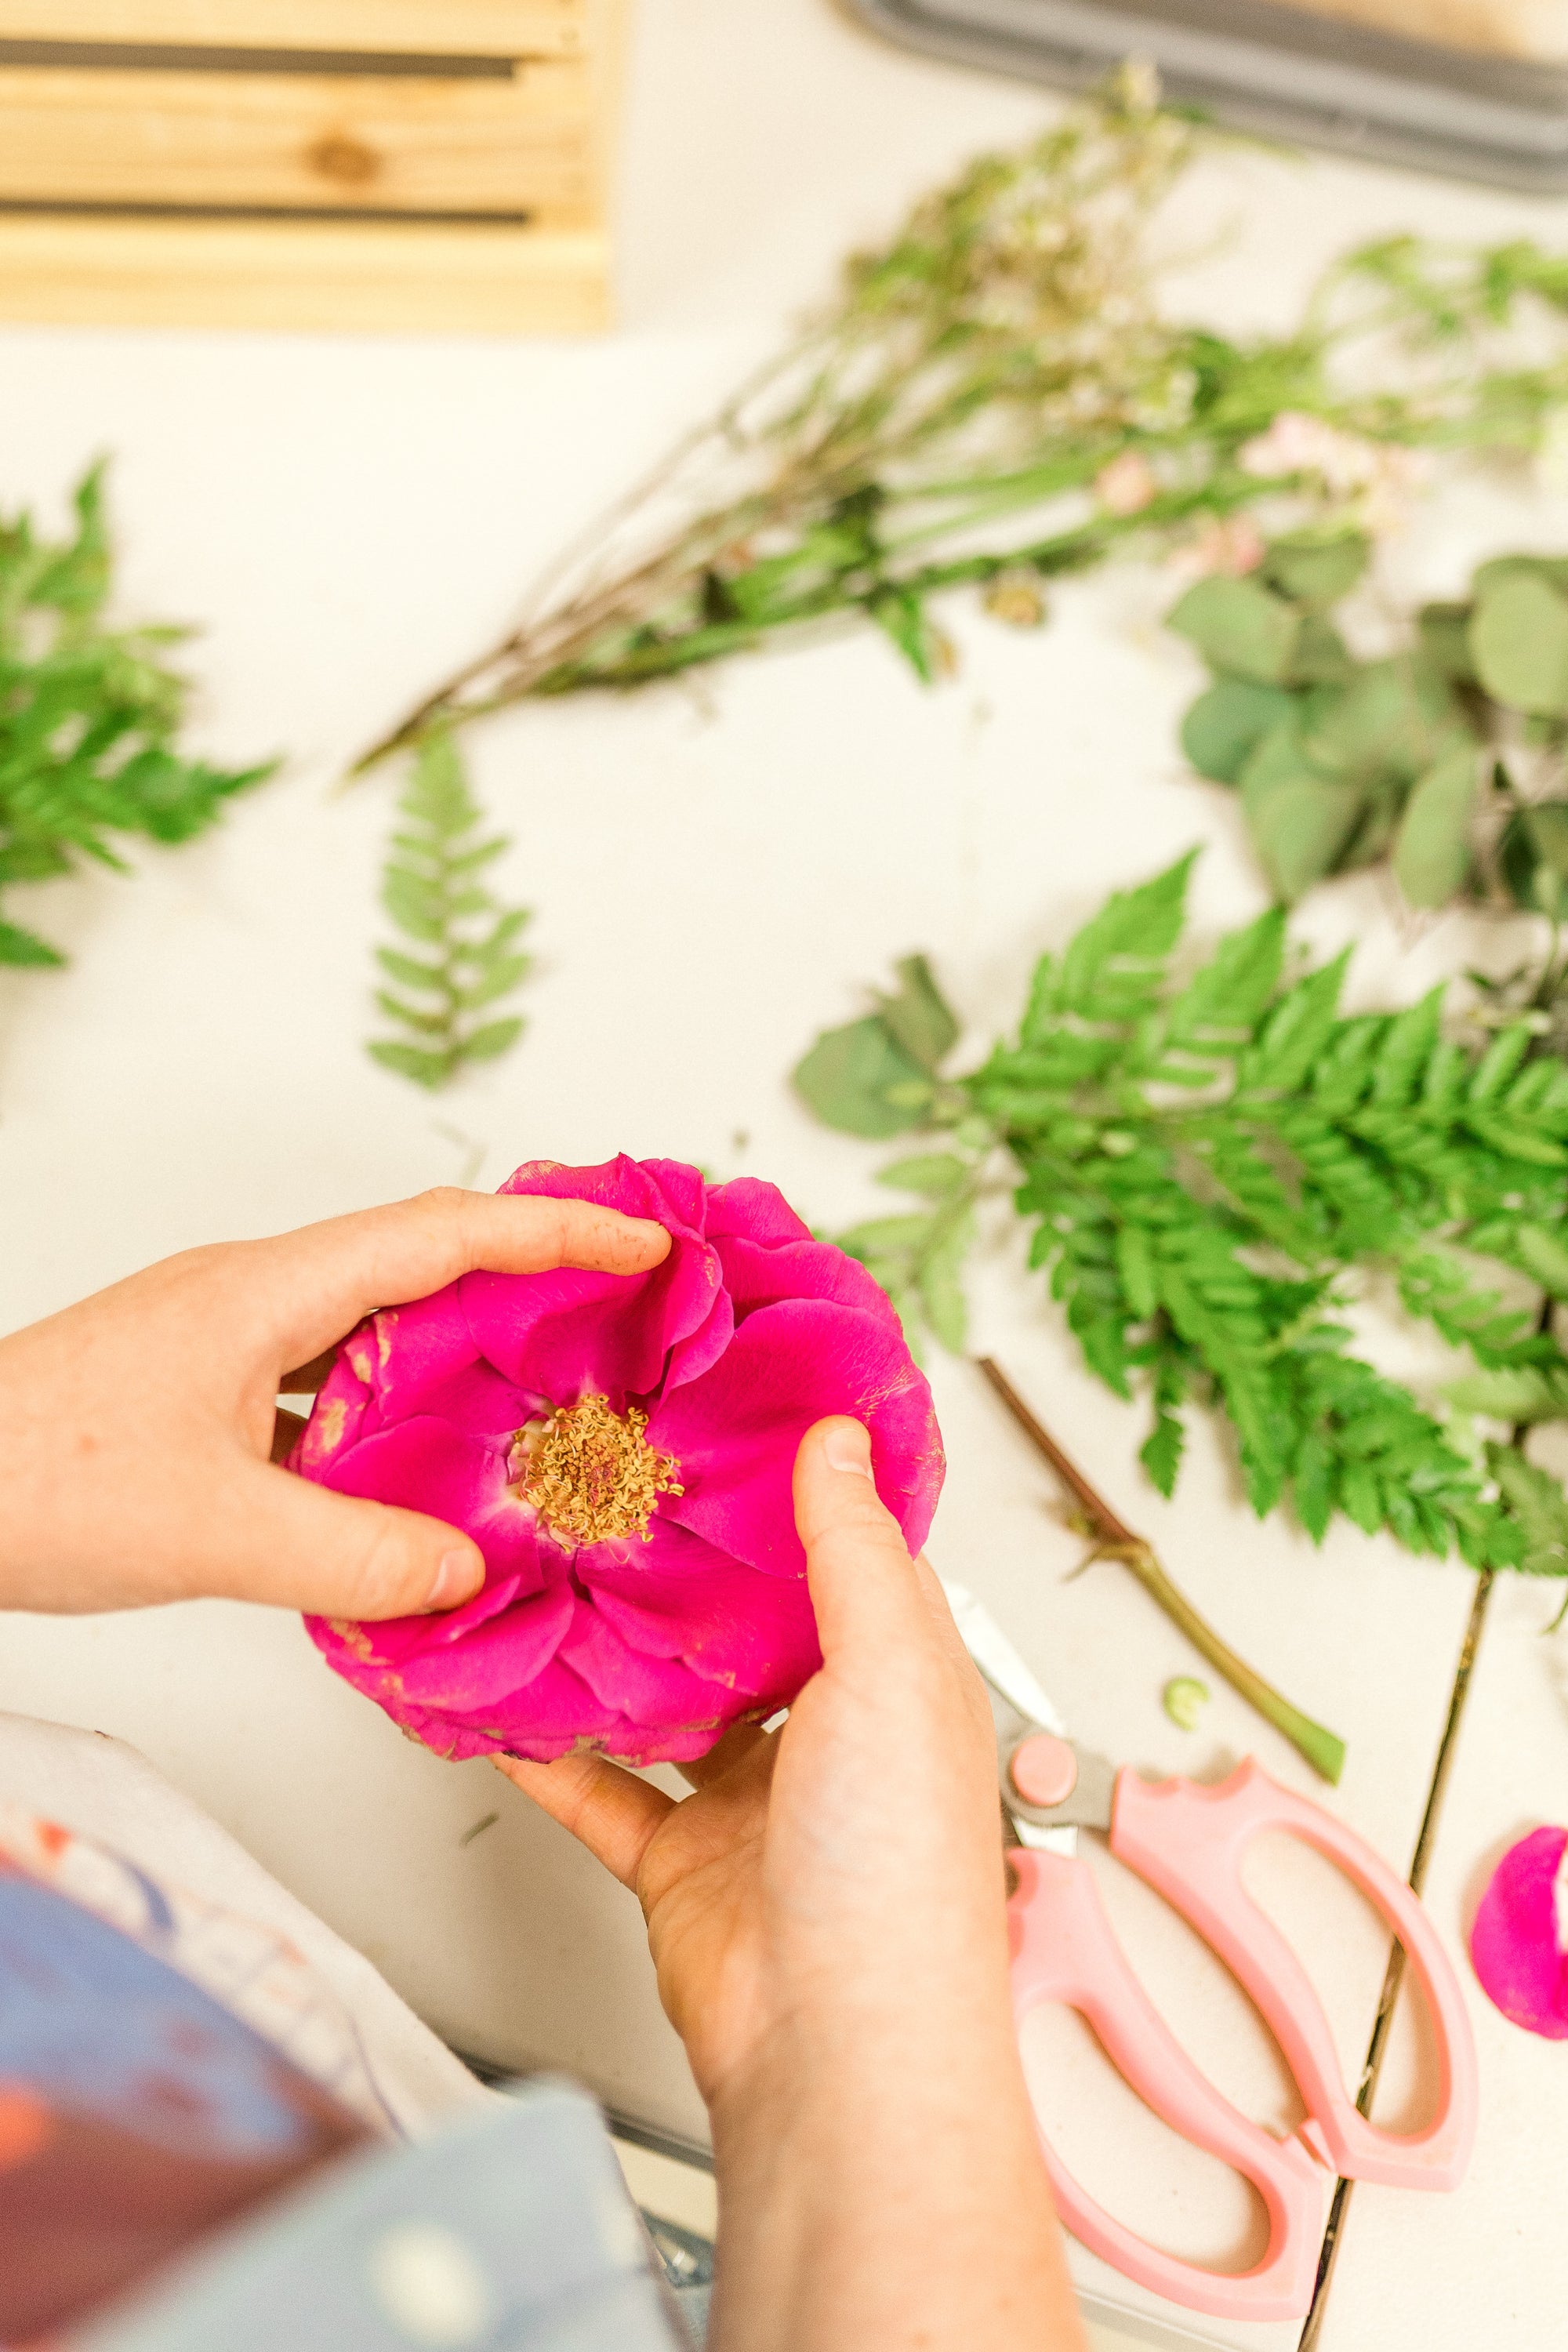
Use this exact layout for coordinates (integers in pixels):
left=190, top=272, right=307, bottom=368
left=976, top=1357, right=1347, bottom=1784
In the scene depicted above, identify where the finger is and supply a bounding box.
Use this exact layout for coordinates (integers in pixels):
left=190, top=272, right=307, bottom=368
left=494, top=1751, right=675, bottom=1889
left=792, top=1417, right=929, bottom=1664
left=207, top=1459, right=489, bottom=1618
left=249, top=1189, right=672, bottom=1372
left=279, top=1351, right=336, bottom=1397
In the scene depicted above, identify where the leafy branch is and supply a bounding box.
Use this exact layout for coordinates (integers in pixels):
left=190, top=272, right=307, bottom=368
left=368, top=730, right=532, bottom=1091
left=359, top=74, right=1568, bottom=771
left=0, top=463, right=270, bottom=970
left=796, top=855, right=1568, bottom=1585
left=1171, top=536, right=1568, bottom=959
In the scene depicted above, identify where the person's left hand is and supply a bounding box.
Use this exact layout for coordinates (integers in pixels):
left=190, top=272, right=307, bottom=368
left=0, top=1187, right=670, bottom=1619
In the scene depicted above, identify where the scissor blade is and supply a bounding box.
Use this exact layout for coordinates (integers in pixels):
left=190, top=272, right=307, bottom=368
left=938, top=1577, right=1078, bottom=1857
left=938, top=1577, right=1069, bottom=1736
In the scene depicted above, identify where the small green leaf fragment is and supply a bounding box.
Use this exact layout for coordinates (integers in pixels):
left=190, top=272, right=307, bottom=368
left=1163, top=1676, right=1210, bottom=1731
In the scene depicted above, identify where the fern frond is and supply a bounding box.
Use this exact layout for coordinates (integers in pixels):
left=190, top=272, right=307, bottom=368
left=367, top=731, right=532, bottom=1091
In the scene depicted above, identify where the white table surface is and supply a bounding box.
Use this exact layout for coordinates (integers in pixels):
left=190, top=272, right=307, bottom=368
left=2, top=5, right=1566, bottom=2346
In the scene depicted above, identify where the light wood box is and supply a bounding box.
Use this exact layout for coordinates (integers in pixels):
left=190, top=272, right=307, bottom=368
left=0, top=0, right=629, bottom=332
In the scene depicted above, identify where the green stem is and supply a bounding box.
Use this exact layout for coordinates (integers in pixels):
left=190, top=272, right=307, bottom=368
left=976, top=1356, right=1348, bottom=1784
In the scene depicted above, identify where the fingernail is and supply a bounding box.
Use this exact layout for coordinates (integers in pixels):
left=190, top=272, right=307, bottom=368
left=426, top=1548, right=482, bottom=1612
left=822, top=1422, right=873, bottom=1479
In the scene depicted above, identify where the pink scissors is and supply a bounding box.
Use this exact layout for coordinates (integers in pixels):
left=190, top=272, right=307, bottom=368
left=943, top=1582, right=1479, bottom=2325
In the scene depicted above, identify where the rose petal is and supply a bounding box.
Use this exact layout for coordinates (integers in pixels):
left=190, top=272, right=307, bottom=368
left=706, top=1178, right=904, bottom=1336
left=389, top=1586, right=576, bottom=1708
left=290, top=1352, right=373, bottom=1476
left=557, top=1599, right=734, bottom=1730
left=1471, top=1825, right=1568, bottom=2041
left=588, top=1523, right=821, bottom=1696
left=483, top=1154, right=732, bottom=1396
left=649, top=1298, right=943, bottom=1577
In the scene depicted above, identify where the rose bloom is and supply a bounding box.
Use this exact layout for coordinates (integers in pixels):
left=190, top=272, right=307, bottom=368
left=293, top=1156, right=945, bottom=1766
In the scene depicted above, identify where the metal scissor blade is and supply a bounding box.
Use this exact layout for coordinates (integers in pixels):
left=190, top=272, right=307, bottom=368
left=938, top=1576, right=1078, bottom=1857
left=938, top=1576, right=1069, bottom=1735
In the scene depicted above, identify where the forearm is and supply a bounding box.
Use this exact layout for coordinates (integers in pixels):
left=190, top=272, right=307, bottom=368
left=707, top=2005, right=1083, bottom=2352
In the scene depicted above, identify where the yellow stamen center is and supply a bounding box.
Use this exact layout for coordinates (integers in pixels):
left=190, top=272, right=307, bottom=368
left=513, top=1392, right=683, bottom=1547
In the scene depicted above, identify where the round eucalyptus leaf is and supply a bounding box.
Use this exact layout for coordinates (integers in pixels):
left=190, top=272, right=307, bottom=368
left=1392, top=747, right=1477, bottom=909
left=1469, top=573, right=1568, bottom=716
left=1180, top=677, right=1296, bottom=783
left=1167, top=575, right=1301, bottom=686
left=1241, top=771, right=1365, bottom=902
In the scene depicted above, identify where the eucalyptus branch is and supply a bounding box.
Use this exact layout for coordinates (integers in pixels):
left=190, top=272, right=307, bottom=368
left=978, top=1357, right=1346, bottom=1784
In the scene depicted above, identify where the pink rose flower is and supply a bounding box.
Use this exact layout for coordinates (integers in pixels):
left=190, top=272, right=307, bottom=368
left=1470, top=1824, right=1568, bottom=2041
left=294, top=1156, right=945, bottom=1766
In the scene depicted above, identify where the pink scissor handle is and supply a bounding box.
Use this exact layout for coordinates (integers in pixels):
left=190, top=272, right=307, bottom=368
left=1111, top=1759, right=1478, bottom=2191
left=1008, top=1847, right=1325, bottom=2322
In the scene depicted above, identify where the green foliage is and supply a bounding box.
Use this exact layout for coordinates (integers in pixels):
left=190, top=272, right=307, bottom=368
left=361, top=71, right=1568, bottom=770
left=0, top=464, right=270, bottom=969
left=1172, top=537, right=1568, bottom=932
left=367, top=731, right=532, bottom=1091
left=795, top=856, right=1568, bottom=1578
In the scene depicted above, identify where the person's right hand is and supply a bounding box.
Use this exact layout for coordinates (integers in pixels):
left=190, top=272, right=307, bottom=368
left=497, top=1417, right=1084, bottom=2352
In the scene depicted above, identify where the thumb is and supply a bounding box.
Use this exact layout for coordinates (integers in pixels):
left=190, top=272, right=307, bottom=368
left=792, top=1417, right=926, bottom=1662
left=209, top=1461, right=485, bottom=1619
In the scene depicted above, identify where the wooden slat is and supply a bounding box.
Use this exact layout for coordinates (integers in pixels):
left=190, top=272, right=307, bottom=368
left=0, top=63, right=597, bottom=213
left=0, top=211, right=610, bottom=329
left=0, top=2, right=587, bottom=58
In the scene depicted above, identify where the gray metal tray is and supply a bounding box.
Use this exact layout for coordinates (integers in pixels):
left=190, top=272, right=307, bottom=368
left=841, top=0, right=1568, bottom=190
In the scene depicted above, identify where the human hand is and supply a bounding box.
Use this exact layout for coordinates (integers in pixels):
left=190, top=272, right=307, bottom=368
left=499, top=1417, right=1083, bottom=2352
left=0, top=1188, right=669, bottom=1620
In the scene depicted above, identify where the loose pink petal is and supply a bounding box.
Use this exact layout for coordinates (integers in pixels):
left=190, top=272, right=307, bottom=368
left=650, top=1298, right=943, bottom=1577
left=1471, top=1825, right=1568, bottom=2041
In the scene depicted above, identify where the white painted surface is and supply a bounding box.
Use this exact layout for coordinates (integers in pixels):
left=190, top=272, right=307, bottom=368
left=1, top=2, right=1566, bottom=2343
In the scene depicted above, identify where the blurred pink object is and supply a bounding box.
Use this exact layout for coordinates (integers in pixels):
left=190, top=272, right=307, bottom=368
left=1095, top=449, right=1159, bottom=517
left=1173, top=512, right=1268, bottom=582
left=1470, top=1824, right=1568, bottom=2041
left=296, top=1156, right=943, bottom=1766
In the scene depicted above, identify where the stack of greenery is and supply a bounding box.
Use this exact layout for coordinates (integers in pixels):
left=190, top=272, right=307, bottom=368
left=0, top=467, right=268, bottom=973
left=796, top=857, right=1568, bottom=1587
left=1173, top=540, right=1568, bottom=951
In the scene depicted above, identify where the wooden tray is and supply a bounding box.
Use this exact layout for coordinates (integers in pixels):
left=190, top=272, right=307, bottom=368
left=0, top=0, right=628, bottom=332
